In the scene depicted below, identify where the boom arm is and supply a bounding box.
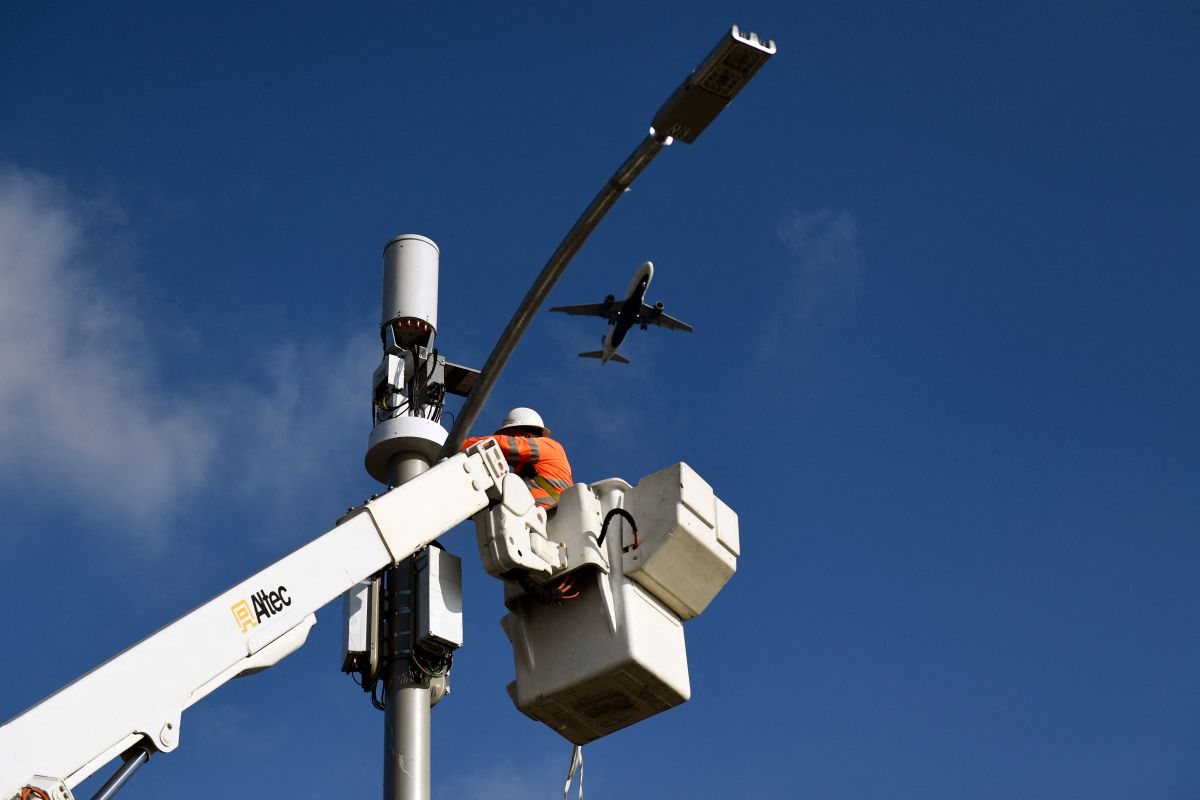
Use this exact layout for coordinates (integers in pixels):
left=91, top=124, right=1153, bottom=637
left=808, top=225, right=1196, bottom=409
left=0, top=442, right=512, bottom=800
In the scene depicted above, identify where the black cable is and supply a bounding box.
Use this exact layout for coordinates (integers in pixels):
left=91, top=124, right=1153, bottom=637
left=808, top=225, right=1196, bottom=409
left=412, top=648, right=452, bottom=678
left=434, top=384, right=447, bottom=421
left=597, top=507, right=638, bottom=547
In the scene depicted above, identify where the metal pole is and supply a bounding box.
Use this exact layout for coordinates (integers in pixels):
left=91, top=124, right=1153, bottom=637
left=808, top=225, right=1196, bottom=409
left=439, top=132, right=669, bottom=458
left=369, top=236, right=444, bottom=800
left=382, top=455, right=432, bottom=800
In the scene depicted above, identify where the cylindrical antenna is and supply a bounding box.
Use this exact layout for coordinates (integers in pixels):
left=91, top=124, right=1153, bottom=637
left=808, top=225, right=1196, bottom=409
left=382, top=234, right=439, bottom=348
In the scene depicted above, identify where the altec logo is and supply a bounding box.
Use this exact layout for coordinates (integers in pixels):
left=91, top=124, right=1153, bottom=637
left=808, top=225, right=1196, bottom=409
left=230, top=585, right=292, bottom=634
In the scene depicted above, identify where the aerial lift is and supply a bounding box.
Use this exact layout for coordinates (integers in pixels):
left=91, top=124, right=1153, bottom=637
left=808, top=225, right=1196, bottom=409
left=0, top=236, right=741, bottom=800
left=0, top=25, right=773, bottom=800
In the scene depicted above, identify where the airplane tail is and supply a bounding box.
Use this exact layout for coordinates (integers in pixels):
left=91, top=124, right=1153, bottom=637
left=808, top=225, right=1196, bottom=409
left=578, top=351, right=630, bottom=364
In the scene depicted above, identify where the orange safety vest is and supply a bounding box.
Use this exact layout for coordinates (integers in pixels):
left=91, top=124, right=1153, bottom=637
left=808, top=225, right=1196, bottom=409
left=461, top=434, right=574, bottom=508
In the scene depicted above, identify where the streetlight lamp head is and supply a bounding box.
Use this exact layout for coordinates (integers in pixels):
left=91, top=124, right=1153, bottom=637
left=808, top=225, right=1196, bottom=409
left=650, top=25, right=776, bottom=145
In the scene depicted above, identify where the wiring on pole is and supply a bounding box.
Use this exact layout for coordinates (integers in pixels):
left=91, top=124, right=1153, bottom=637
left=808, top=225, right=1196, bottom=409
left=411, top=649, right=452, bottom=679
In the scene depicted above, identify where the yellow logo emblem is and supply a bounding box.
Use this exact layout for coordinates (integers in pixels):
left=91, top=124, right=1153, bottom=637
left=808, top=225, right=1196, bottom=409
left=231, top=599, right=256, bottom=633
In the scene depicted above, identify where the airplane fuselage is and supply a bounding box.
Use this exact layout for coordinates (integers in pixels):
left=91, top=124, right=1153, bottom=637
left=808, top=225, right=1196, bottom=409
left=604, top=261, right=654, bottom=360
left=552, top=259, right=690, bottom=365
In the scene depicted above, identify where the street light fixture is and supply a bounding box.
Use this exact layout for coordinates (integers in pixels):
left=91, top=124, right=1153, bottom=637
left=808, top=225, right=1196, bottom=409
left=652, top=26, right=777, bottom=144
left=441, top=25, right=776, bottom=458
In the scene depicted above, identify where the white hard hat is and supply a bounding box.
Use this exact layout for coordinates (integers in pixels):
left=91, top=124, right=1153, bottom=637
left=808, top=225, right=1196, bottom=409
left=497, top=407, right=549, bottom=436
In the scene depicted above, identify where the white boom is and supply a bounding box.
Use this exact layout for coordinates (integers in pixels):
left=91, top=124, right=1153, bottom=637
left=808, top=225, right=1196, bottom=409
left=0, top=442, right=512, bottom=800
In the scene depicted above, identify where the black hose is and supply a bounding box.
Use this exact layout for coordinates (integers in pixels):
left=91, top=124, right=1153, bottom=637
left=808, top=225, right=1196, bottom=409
left=597, top=508, right=638, bottom=547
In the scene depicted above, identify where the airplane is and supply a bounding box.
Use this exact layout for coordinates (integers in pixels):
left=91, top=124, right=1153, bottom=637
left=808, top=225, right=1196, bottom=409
left=550, top=261, right=693, bottom=364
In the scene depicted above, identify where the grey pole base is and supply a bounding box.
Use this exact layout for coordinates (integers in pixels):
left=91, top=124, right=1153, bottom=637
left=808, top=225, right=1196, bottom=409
left=384, top=680, right=431, bottom=800
left=383, top=452, right=432, bottom=800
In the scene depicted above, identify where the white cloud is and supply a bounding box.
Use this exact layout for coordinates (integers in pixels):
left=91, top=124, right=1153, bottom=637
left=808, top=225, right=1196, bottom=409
left=212, top=332, right=375, bottom=522
left=757, top=208, right=863, bottom=363
left=437, top=756, right=566, bottom=800
left=0, top=167, right=216, bottom=532
left=776, top=208, right=863, bottom=319
left=0, top=166, right=374, bottom=542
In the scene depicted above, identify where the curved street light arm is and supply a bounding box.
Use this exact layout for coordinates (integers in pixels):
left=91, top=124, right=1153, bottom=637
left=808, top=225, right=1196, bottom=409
left=439, top=25, right=775, bottom=458
left=439, top=131, right=669, bottom=458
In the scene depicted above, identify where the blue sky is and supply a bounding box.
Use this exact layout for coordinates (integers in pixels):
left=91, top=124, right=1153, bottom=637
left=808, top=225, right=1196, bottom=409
left=2, top=1, right=1198, bottom=797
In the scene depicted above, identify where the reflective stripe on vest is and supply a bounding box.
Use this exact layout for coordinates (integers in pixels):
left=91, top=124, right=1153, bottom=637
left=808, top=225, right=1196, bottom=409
left=532, top=474, right=562, bottom=502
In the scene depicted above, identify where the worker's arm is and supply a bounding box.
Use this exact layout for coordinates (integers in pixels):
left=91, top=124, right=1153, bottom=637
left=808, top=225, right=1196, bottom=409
left=461, top=435, right=540, bottom=469
left=461, top=436, right=572, bottom=504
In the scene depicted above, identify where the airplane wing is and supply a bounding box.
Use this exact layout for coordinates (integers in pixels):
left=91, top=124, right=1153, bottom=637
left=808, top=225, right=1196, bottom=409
left=550, top=301, right=623, bottom=321
left=637, top=304, right=694, bottom=333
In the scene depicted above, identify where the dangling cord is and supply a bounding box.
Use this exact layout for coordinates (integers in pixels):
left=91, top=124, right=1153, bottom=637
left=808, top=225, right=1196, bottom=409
left=562, top=744, right=584, bottom=800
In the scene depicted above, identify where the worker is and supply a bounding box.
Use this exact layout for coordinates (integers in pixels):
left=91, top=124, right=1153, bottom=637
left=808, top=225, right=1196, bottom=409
left=461, top=407, right=573, bottom=508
